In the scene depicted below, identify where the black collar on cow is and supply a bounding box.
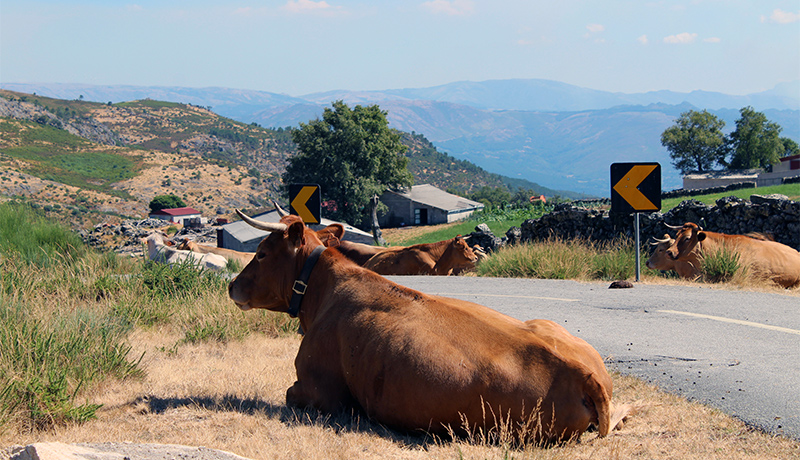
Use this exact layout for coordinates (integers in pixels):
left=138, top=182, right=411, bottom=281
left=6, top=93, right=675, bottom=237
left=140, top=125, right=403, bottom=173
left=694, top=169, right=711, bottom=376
left=288, top=245, right=326, bottom=318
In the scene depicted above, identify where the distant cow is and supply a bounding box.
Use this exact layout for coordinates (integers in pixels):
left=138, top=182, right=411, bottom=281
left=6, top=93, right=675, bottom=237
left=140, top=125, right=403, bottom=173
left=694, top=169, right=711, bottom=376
left=363, top=236, right=478, bottom=275
left=663, top=222, right=800, bottom=288
left=176, top=239, right=254, bottom=267
left=645, top=234, right=701, bottom=280
left=228, top=211, right=635, bottom=443
left=145, top=233, right=227, bottom=271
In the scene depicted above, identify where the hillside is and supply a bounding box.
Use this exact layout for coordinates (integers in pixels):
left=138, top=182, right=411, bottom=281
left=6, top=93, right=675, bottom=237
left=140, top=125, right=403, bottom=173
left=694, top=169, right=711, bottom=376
left=0, top=90, right=562, bottom=228
left=4, top=80, right=798, bottom=197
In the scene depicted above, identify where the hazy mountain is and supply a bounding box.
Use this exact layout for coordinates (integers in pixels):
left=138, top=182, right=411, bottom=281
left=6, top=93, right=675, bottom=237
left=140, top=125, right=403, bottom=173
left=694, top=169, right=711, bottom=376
left=3, top=79, right=797, bottom=196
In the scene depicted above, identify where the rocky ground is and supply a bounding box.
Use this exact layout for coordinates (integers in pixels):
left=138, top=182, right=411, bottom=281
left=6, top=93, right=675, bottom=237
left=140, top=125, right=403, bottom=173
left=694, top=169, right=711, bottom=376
left=81, top=218, right=220, bottom=256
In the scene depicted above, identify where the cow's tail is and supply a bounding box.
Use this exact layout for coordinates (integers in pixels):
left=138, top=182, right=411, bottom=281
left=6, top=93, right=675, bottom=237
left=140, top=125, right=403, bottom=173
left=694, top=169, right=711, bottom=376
left=583, top=372, right=638, bottom=437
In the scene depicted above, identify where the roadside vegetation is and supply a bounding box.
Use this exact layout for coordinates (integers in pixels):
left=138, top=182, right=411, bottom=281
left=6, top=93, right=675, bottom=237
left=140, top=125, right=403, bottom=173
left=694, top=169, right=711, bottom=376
left=0, top=201, right=295, bottom=435
left=2, top=197, right=798, bottom=458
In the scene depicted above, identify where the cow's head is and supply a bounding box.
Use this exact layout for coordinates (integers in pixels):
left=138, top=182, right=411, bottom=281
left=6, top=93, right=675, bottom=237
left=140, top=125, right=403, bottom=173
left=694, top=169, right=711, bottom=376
left=645, top=234, right=675, bottom=270
left=665, top=222, right=705, bottom=261
left=448, top=236, right=479, bottom=267
left=227, top=210, right=344, bottom=312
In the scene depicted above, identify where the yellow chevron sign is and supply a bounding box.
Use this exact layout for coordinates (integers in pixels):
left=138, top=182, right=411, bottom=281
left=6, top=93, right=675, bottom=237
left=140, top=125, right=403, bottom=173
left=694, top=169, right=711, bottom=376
left=611, top=163, right=661, bottom=213
left=289, top=184, right=321, bottom=224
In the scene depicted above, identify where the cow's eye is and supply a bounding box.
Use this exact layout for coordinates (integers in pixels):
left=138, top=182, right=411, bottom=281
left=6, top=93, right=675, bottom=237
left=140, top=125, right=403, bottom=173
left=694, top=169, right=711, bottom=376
left=256, top=252, right=266, bottom=261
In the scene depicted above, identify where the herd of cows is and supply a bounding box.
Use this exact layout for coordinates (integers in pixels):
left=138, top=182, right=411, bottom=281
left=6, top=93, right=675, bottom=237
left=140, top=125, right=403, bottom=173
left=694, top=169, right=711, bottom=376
left=142, top=206, right=800, bottom=444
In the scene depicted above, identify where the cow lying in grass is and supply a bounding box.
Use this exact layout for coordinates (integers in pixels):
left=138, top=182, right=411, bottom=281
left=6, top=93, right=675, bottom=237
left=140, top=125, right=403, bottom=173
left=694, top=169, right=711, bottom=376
left=228, top=211, right=635, bottom=444
left=362, top=236, right=478, bottom=275
left=653, top=222, right=800, bottom=288
left=145, top=233, right=227, bottom=271
left=176, top=238, right=255, bottom=267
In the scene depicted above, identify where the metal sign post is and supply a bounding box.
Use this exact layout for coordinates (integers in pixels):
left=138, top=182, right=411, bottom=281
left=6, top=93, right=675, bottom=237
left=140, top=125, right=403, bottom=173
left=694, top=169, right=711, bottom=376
left=610, top=163, right=661, bottom=282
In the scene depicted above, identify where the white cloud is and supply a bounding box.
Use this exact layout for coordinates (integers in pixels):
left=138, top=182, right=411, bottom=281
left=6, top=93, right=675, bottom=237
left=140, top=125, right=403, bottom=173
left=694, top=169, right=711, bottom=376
left=762, top=9, right=800, bottom=24
left=637, top=34, right=648, bottom=45
left=586, top=24, right=605, bottom=33
left=421, top=0, right=475, bottom=16
left=663, top=32, right=697, bottom=44
left=704, top=37, right=721, bottom=43
left=282, top=0, right=337, bottom=14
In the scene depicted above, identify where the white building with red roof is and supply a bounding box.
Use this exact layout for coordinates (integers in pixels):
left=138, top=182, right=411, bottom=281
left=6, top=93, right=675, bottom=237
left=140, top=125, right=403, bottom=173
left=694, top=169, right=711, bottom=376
left=149, top=206, right=202, bottom=225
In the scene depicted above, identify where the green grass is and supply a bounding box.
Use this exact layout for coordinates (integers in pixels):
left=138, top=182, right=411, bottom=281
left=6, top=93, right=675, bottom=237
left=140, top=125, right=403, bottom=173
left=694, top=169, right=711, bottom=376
left=1, top=120, right=139, bottom=194
left=476, top=237, right=640, bottom=281
left=661, top=183, right=800, bottom=211
left=0, top=202, right=296, bottom=433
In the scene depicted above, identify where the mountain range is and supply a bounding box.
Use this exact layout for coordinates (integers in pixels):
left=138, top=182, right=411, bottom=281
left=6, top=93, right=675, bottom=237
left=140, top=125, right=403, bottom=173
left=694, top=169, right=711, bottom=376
left=3, top=79, right=798, bottom=197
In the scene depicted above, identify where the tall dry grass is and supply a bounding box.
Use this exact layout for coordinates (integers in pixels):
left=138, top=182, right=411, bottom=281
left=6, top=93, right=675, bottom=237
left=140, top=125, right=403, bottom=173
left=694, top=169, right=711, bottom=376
left=5, top=331, right=797, bottom=459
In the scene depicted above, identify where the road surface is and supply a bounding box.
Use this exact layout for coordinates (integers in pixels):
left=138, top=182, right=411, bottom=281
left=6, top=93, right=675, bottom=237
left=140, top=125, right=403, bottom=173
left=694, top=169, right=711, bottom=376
left=386, top=276, right=800, bottom=441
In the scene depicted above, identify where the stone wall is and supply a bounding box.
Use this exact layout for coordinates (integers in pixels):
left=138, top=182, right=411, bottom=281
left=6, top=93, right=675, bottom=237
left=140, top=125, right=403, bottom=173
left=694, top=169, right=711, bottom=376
left=516, top=194, right=800, bottom=251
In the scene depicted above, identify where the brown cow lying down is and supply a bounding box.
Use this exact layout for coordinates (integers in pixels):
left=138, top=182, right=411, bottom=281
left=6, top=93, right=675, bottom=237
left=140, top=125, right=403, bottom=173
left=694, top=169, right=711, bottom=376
left=663, top=222, right=800, bottom=288
left=228, top=211, right=635, bottom=444
left=176, top=238, right=255, bottom=267
left=645, top=234, right=701, bottom=279
left=362, top=236, right=478, bottom=275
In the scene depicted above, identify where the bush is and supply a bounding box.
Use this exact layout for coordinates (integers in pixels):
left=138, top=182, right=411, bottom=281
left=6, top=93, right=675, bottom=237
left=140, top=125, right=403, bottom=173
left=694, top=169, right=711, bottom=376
left=148, top=194, right=186, bottom=213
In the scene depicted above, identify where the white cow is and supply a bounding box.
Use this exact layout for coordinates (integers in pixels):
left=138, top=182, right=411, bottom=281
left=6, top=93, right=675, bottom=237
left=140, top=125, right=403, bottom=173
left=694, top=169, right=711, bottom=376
left=145, top=233, right=227, bottom=271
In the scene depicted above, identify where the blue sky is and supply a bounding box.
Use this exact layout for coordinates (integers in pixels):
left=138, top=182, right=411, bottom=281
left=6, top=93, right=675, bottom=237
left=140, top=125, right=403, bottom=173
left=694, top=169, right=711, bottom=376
left=1, top=0, right=798, bottom=96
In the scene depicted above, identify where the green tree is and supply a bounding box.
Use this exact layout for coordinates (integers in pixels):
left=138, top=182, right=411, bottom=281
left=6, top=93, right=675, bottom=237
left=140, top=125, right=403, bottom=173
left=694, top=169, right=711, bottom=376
left=781, top=137, right=799, bottom=158
left=660, top=110, right=727, bottom=174
left=284, top=101, right=413, bottom=226
left=468, top=186, right=511, bottom=209
left=148, top=194, right=186, bottom=213
left=726, top=106, right=784, bottom=170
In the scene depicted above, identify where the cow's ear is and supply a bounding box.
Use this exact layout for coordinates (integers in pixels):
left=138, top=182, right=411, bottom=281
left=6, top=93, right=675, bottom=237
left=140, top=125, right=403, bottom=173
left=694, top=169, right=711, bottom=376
left=320, top=223, right=345, bottom=240
left=287, top=221, right=306, bottom=248
left=697, top=232, right=707, bottom=242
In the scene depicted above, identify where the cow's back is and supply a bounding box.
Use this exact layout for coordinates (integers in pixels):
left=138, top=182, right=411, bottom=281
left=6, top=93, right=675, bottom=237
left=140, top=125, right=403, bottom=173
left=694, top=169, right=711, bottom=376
left=310, top=279, right=604, bottom=441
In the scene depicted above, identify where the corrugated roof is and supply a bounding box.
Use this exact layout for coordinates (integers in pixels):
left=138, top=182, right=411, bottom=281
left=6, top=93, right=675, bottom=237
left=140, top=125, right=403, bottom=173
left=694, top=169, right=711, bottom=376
left=222, top=210, right=373, bottom=242
left=388, top=184, right=484, bottom=212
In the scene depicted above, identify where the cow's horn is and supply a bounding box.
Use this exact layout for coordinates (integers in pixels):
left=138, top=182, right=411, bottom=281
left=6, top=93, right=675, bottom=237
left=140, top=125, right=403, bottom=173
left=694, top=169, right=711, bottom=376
left=272, top=199, right=289, bottom=217
left=236, top=209, right=288, bottom=232
left=663, top=222, right=683, bottom=230
left=650, top=235, right=672, bottom=245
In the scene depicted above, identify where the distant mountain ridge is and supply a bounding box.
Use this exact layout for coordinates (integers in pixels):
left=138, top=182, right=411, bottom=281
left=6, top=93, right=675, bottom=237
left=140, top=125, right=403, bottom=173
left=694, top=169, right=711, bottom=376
left=4, top=79, right=798, bottom=196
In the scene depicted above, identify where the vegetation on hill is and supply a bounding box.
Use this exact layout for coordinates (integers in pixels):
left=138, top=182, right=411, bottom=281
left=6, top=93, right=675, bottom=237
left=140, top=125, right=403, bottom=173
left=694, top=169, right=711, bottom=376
left=1, top=90, right=577, bottom=229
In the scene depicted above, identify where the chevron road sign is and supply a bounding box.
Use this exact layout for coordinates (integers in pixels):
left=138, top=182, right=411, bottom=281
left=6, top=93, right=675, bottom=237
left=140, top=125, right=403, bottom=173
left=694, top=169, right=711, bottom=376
left=610, top=163, right=661, bottom=282
left=611, top=163, right=661, bottom=213
left=289, top=184, right=321, bottom=224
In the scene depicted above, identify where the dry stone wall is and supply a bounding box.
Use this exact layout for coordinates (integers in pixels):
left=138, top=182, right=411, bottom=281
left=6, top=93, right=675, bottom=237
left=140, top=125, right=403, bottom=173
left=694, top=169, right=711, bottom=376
left=517, top=194, right=800, bottom=251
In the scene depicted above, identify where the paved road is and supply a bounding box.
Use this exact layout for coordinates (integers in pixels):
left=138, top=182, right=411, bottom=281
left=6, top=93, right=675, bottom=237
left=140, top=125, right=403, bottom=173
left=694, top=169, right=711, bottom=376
left=386, top=276, right=800, bottom=441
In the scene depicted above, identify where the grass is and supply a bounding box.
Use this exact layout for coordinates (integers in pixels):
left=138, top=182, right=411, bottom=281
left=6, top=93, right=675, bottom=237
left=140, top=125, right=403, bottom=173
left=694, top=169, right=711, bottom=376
left=1, top=201, right=799, bottom=458
left=1, top=119, right=139, bottom=194
left=661, top=183, right=800, bottom=211
left=0, top=202, right=295, bottom=435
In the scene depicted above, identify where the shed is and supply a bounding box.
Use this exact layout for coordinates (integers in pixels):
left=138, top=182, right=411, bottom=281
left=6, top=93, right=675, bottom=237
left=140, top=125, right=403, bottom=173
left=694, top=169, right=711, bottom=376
left=218, top=210, right=376, bottom=253
left=378, top=184, right=484, bottom=228
left=149, top=207, right=202, bottom=225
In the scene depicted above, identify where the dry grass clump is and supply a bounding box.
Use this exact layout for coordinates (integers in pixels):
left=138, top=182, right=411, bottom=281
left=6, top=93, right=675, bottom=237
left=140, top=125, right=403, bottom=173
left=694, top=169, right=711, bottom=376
left=4, top=332, right=797, bottom=460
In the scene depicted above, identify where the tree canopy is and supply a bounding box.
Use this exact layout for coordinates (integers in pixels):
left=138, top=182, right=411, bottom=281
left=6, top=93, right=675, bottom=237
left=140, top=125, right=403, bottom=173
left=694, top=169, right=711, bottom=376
left=148, top=194, right=186, bottom=213
left=660, top=110, right=727, bottom=174
left=283, top=101, right=413, bottom=226
left=726, top=106, right=785, bottom=170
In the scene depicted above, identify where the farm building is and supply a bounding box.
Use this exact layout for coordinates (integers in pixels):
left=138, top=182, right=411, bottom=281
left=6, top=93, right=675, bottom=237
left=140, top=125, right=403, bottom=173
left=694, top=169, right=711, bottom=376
left=378, top=184, right=484, bottom=228
left=149, top=207, right=203, bottom=225
left=683, top=154, right=800, bottom=189
left=218, top=210, right=375, bottom=253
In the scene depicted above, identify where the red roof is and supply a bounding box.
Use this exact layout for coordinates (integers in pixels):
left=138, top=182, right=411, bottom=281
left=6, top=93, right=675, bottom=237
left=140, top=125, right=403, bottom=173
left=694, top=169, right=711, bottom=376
left=151, top=207, right=201, bottom=216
